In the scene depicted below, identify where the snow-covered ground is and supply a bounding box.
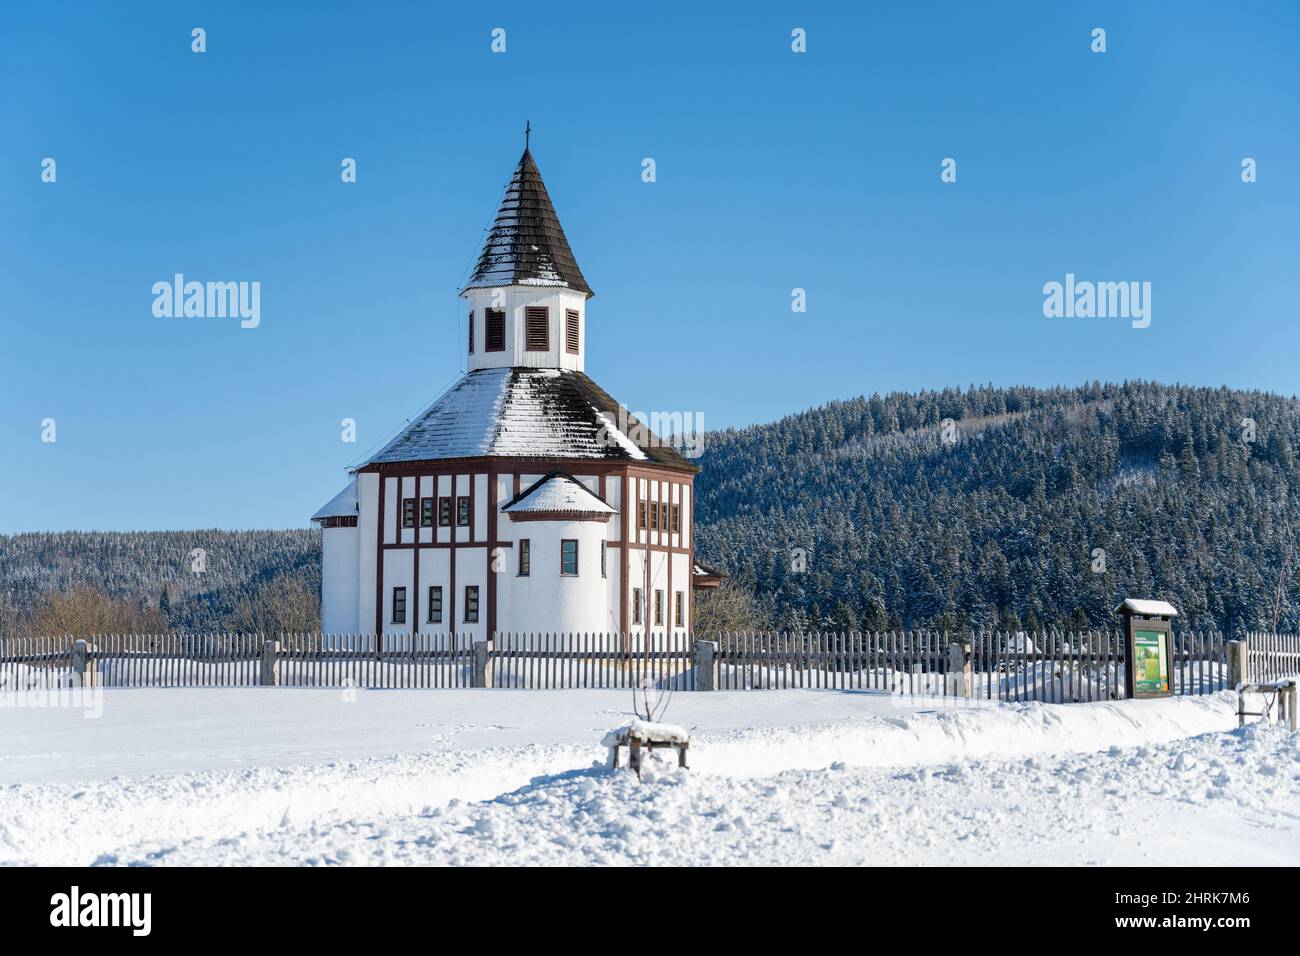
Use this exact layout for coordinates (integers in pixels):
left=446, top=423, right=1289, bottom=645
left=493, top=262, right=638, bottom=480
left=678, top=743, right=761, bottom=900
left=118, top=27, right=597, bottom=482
left=0, top=688, right=1295, bottom=866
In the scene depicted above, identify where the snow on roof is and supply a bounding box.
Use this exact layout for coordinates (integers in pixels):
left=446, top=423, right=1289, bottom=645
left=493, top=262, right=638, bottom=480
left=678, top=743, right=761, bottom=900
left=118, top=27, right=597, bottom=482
left=311, top=478, right=358, bottom=521
left=460, top=148, right=593, bottom=297
left=501, top=472, right=616, bottom=515
left=1116, top=598, right=1179, bottom=618
left=362, top=368, right=697, bottom=471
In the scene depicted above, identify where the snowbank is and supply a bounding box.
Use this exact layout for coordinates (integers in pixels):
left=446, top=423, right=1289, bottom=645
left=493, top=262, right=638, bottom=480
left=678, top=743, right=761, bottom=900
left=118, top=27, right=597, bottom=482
left=0, top=688, right=1259, bottom=866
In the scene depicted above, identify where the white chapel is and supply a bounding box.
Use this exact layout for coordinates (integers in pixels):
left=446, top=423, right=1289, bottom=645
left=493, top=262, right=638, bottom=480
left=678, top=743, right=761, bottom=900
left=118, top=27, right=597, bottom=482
left=311, top=140, right=718, bottom=644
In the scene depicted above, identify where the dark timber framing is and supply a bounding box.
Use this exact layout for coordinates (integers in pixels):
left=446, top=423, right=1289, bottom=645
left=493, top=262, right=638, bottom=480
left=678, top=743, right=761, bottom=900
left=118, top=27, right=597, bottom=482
left=362, top=456, right=696, bottom=647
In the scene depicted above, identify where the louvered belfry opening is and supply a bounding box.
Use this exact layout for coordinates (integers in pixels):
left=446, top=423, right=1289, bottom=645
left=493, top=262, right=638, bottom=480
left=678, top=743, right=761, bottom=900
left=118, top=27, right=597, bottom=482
left=565, top=309, right=580, bottom=354
left=485, top=309, right=505, bottom=351
left=461, top=148, right=594, bottom=297
left=525, top=306, right=549, bottom=351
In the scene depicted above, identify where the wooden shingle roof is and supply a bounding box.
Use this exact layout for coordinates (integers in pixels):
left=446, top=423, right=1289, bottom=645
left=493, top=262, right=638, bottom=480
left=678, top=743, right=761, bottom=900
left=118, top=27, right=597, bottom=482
left=460, top=149, right=593, bottom=297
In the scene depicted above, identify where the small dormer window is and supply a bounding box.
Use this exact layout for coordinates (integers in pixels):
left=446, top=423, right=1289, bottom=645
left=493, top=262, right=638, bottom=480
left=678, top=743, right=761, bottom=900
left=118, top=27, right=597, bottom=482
left=565, top=309, right=579, bottom=354
left=485, top=310, right=505, bottom=351
left=525, top=307, right=549, bottom=351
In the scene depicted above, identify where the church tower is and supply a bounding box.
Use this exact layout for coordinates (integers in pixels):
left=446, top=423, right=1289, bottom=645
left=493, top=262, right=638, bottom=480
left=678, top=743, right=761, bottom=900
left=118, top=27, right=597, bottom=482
left=312, top=137, right=703, bottom=647
left=462, top=143, right=592, bottom=373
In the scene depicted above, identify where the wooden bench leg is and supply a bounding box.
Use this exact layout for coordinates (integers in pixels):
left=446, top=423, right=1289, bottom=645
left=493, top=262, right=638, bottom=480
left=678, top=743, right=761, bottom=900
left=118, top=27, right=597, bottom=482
left=678, top=744, right=688, bottom=769
left=629, top=739, right=641, bottom=778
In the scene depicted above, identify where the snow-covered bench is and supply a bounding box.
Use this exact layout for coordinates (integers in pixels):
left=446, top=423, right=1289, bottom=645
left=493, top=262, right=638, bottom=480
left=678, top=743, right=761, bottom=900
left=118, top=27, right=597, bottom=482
left=603, top=719, right=690, bottom=777
left=1236, top=679, right=1297, bottom=731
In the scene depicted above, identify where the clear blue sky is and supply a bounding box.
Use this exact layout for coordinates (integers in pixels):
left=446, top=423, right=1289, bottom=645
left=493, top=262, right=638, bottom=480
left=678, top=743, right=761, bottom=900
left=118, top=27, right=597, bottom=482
left=2, top=1, right=1297, bottom=532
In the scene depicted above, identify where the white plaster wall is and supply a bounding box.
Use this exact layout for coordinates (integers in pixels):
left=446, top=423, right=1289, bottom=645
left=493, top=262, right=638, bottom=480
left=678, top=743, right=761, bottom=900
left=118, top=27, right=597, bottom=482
left=320, top=526, right=359, bottom=637
left=454, top=547, right=488, bottom=643
left=496, top=517, right=614, bottom=641
left=355, top=472, right=379, bottom=634
left=474, top=473, right=488, bottom=541
left=670, top=551, right=690, bottom=634
left=417, top=548, right=451, bottom=635
left=464, top=287, right=587, bottom=373
left=381, top=548, right=414, bottom=636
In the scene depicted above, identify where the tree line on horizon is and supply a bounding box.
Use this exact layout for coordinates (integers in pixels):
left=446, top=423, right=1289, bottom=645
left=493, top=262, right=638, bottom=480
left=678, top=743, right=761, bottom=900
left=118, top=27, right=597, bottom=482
left=2, top=381, right=1297, bottom=640
left=693, top=379, right=1300, bottom=637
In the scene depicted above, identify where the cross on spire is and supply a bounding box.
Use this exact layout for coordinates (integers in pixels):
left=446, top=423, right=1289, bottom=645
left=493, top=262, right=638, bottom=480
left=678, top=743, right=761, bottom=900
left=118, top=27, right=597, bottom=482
left=524, top=119, right=531, bottom=151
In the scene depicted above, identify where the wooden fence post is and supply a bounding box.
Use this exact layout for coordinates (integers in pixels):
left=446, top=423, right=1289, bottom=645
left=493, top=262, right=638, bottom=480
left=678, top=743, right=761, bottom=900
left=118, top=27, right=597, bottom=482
left=71, top=638, right=88, bottom=687
left=946, top=642, right=971, bottom=698
left=472, top=641, right=489, bottom=688
left=692, top=640, right=717, bottom=691
left=259, top=639, right=280, bottom=686
left=1227, top=639, right=1248, bottom=690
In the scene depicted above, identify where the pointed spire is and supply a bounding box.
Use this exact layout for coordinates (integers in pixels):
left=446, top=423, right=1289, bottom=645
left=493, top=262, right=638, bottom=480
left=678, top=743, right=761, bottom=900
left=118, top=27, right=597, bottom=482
left=461, top=142, right=593, bottom=297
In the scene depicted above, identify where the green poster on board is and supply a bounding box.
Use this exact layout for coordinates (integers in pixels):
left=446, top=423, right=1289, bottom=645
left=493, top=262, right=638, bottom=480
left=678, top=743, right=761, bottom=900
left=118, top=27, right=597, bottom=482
left=1133, top=629, right=1169, bottom=694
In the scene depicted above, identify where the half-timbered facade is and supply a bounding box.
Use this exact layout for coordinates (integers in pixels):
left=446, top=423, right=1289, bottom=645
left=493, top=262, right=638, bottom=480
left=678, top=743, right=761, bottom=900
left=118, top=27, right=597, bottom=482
left=312, top=143, right=700, bottom=644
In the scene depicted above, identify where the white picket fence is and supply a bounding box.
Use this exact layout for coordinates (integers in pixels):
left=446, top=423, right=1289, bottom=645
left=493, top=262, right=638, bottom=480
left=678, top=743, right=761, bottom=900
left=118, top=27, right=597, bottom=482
left=0, top=630, right=1285, bottom=698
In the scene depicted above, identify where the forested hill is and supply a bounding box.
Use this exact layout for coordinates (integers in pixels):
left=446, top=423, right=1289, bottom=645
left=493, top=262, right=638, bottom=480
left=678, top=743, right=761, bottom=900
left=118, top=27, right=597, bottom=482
left=3, top=382, right=1297, bottom=639
left=693, top=381, right=1300, bottom=636
left=0, top=530, right=320, bottom=636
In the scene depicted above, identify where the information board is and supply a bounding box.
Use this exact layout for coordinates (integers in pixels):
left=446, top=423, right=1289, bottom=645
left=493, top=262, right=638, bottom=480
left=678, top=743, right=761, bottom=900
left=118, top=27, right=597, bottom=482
left=1133, top=628, right=1169, bottom=695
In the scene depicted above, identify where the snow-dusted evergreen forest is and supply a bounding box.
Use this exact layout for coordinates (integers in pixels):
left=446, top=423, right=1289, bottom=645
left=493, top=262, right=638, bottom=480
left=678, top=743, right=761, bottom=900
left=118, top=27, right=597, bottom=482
left=2, top=381, right=1297, bottom=638
left=0, top=530, right=320, bottom=637
left=694, top=380, right=1300, bottom=636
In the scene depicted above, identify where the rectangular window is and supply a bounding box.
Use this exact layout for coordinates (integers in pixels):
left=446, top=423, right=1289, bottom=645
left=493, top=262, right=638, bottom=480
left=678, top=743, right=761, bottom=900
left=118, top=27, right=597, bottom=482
left=565, top=309, right=580, bottom=354
left=674, top=591, right=684, bottom=627
left=428, top=586, right=442, bottom=624
left=467, top=310, right=474, bottom=354
left=660, top=503, right=668, bottom=531
left=485, top=309, right=506, bottom=352
left=654, top=589, right=664, bottom=626
left=420, top=496, right=435, bottom=527
left=519, top=538, right=531, bottom=576
left=671, top=504, right=680, bottom=533
left=632, top=587, right=643, bottom=625
left=525, top=306, right=548, bottom=351
left=438, top=496, right=452, bottom=526
left=392, top=587, right=407, bottom=624
left=560, top=539, right=578, bottom=576
left=649, top=501, right=658, bottom=531
left=464, top=585, right=479, bottom=623
left=600, top=541, right=607, bottom=578
left=401, top=498, right=416, bottom=529
left=638, top=501, right=647, bottom=529
left=457, top=496, right=470, bottom=527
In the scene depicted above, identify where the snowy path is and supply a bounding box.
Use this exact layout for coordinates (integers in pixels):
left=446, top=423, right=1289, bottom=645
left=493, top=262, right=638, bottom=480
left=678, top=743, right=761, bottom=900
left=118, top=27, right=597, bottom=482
left=1, top=689, right=1295, bottom=866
